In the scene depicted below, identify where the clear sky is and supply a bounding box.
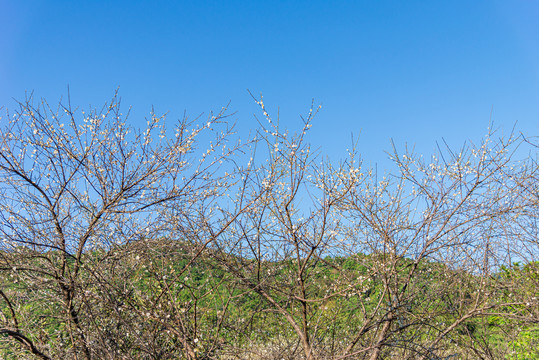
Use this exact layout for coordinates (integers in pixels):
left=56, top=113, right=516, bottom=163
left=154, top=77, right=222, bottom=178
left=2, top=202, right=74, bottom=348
left=1, top=0, right=538, bottom=169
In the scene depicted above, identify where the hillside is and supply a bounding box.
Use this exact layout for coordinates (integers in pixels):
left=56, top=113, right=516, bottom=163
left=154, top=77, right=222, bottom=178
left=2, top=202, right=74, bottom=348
left=1, top=240, right=537, bottom=359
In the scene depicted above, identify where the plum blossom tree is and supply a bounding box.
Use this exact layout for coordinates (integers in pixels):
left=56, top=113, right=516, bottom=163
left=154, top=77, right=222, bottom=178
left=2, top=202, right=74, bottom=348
left=0, top=92, right=253, bottom=359
left=0, top=92, right=537, bottom=359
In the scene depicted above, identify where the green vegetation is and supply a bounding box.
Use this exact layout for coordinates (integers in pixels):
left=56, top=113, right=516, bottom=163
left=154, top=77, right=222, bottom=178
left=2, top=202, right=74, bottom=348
left=1, top=245, right=537, bottom=359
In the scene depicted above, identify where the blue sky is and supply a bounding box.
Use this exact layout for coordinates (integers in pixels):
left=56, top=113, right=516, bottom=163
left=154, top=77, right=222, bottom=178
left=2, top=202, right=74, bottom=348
left=1, top=1, right=538, bottom=168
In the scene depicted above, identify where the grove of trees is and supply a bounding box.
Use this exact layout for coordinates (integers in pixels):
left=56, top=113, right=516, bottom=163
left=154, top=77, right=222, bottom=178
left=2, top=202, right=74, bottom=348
left=0, top=93, right=537, bottom=359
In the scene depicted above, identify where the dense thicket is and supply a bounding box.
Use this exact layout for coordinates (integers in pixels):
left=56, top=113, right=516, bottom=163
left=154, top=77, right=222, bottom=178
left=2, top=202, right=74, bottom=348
left=0, top=94, right=537, bottom=359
